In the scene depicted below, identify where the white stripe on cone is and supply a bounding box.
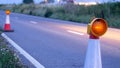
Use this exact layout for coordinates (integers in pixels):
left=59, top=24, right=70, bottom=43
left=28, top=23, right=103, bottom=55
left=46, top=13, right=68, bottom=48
left=84, top=39, right=102, bottom=68
left=6, top=15, right=10, bottom=24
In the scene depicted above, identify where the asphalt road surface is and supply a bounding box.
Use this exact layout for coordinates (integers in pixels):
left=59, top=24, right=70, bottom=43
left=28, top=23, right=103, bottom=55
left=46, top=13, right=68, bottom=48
left=0, top=11, right=120, bottom=68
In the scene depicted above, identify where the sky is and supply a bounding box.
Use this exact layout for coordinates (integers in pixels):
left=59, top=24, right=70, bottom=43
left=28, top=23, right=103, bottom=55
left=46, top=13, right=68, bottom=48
left=0, top=0, right=42, bottom=4
left=0, top=0, right=120, bottom=4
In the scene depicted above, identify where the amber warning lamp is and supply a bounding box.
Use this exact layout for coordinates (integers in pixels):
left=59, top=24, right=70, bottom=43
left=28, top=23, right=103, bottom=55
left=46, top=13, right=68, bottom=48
left=87, top=18, right=108, bottom=38
left=6, top=10, right=11, bottom=15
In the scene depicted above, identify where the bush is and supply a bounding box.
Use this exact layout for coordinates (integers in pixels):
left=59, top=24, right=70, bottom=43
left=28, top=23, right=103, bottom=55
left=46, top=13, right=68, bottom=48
left=107, top=16, right=120, bottom=28
left=32, top=8, right=47, bottom=16
left=44, top=8, right=53, bottom=17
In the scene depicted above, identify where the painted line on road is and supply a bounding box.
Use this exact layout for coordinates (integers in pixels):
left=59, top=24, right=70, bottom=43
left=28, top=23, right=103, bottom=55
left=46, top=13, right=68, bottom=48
left=1, top=33, right=45, bottom=68
left=30, top=21, right=38, bottom=24
left=67, top=30, right=84, bottom=35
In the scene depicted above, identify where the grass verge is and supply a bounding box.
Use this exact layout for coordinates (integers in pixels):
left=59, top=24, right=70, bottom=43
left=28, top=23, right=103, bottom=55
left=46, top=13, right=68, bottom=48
left=0, top=31, right=27, bottom=68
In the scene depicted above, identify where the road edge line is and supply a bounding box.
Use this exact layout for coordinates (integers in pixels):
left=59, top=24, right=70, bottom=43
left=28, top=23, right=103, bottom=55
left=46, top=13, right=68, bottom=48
left=1, top=33, right=45, bottom=68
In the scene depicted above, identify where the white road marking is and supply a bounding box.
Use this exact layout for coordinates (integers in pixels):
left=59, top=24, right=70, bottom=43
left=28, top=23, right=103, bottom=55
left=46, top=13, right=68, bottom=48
left=30, top=21, right=38, bottom=24
left=1, top=33, right=45, bottom=68
left=67, top=30, right=84, bottom=35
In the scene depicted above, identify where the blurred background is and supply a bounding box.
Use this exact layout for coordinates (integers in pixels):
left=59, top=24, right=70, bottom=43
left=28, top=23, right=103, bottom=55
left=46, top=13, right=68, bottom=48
left=0, top=0, right=120, bottom=4
left=0, top=0, right=120, bottom=68
left=0, top=0, right=120, bottom=28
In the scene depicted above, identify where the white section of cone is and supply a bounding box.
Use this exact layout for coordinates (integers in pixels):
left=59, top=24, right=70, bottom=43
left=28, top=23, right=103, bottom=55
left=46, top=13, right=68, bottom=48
left=6, top=15, right=10, bottom=24
left=84, top=39, right=102, bottom=68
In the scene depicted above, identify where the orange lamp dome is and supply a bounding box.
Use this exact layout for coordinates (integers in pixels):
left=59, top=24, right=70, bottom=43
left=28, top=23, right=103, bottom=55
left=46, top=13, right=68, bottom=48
left=6, top=10, right=11, bottom=15
left=91, top=18, right=108, bottom=37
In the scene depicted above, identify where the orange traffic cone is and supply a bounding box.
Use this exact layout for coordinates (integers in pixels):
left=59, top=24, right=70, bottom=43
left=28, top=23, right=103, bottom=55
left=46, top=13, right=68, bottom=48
left=84, top=18, right=108, bottom=68
left=4, top=10, right=14, bottom=32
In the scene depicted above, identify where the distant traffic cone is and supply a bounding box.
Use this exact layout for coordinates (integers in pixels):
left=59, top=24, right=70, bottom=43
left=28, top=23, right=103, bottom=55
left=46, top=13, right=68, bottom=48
left=84, top=34, right=102, bottom=68
left=4, top=10, right=14, bottom=32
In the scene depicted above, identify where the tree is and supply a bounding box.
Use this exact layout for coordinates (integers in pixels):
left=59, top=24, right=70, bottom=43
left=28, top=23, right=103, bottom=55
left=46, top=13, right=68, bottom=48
left=23, top=0, right=34, bottom=4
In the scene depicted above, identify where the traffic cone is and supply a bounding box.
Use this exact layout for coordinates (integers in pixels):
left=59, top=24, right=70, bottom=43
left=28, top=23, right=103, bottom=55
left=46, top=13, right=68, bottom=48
left=84, top=34, right=102, bottom=68
left=4, top=11, right=14, bottom=32
left=84, top=18, right=108, bottom=68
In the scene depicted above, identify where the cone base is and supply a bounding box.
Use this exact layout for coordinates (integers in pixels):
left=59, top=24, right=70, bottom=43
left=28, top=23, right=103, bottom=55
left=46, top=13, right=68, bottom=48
left=3, top=29, right=14, bottom=32
left=4, top=24, right=11, bottom=30
left=3, top=24, right=14, bottom=32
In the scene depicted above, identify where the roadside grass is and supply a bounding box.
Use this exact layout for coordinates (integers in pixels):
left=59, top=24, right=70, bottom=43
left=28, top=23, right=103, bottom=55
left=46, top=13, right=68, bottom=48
left=0, top=30, right=27, bottom=68
left=0, top=2, right=120, bottom=28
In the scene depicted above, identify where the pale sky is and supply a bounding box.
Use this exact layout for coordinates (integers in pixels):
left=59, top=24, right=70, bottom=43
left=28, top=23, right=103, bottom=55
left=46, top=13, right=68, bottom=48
left=0, top=0, right=42, bottom=4
left=0, top=0, right=120, bottom=4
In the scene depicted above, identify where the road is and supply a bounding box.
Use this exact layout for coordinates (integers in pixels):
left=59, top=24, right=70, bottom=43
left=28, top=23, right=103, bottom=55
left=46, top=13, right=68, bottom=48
left=0, top=11, right=120, bottom=68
